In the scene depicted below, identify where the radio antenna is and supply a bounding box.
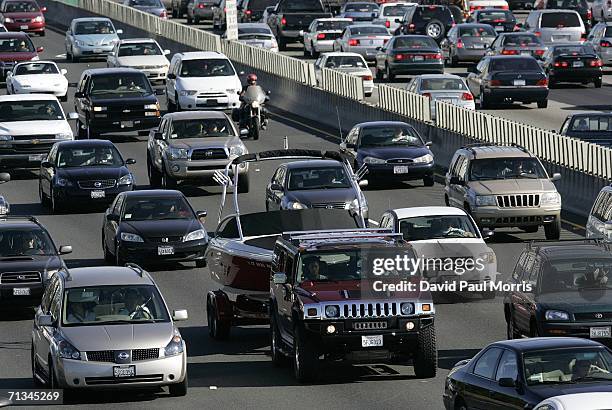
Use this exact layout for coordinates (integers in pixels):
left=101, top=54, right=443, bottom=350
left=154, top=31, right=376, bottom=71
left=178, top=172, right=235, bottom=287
left=336, top=106, right=343, bottom=141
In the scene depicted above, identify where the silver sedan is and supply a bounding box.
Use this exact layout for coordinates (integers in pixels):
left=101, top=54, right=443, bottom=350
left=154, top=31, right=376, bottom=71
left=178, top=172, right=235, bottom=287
left=333, top=24, right=391, bottom=61
left=123, top=0, right=168, bottom=18
left=234, top=23, right=279, bottom=52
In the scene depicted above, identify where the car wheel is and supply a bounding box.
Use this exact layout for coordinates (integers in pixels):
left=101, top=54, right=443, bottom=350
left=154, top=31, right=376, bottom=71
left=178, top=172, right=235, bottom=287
left=444, top=194, right=450, bottom=206
left=59, top=94, right=68, bottom=102
left=425, top=19, right=445, bottom=41
left=311, top=43, right=319, bottom=58
left=413, top=324, right=437, bottom=378
left=39, top=183, right=50, bottom=208
left=194, top=17, right=200, bottom=24
left=76, top=119, right=86, bottom=140
left=50, top=188, right=63, bottom=214
left=454, top=397, right=468, bottom=410
left=237, top=173, right=250, bottom=193
left=537, top=99, right=548, bottom=108
left=172, top=7, right=178, bottom=18
left=161, top=163, right=178, bottom=189
left=270, top=312, right=287, bottom=367
left=450, top=54, right=459, bottom=67
left=594, top=77, right=603, bottom=88
left=168, top=373, right=188, bottom=396
left=175, top=93, right=182, bottom=112
left=423, top=175, right=434, bottom=187
left=167, top=92, right=176, bottom=112
left=48, top=358, right=58, bottom=389
left=39, top=30, right=45, bottom=37
left=115, top=242, right=125, bottom=266
left=70, top=48, right=78, bottom=63
left=375, top=66, right=384, bottom=80
left=385, top=63, right=395, bottom=81
left=479, top=88, right=488, bottom=109
left=147, top=154, right=162, bottom=187
left=207, top=299, right=230, bottom=340
left=86, top=122, right=99, bottom=139
left=195, top=259, right=206, bottom=268
left=103, top=240, right=113, bottom=264
left=278, top=36, right=287, bottom=51
left=293, top=325, right=318, bottom=382
left=544, top=218, right=561, bottom=240
left=530, top=320, right=540, bottom=337
left=187, top=15, right=193, bottom=24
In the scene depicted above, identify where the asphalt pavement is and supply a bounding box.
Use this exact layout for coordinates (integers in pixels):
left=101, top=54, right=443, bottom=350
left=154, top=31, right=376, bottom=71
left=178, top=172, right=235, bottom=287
left=0, top=26, right=585, bottom=409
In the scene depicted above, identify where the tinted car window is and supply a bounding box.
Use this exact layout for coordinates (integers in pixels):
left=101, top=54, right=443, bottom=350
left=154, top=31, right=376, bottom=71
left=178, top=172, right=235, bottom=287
left=394, top=36, right=438, bottom=48
left=3, top=1, right=38, bottom=12
left=90, top=73, right=153, bottom=97
left=238, top=27, right=273, bottom=35
left=325, top=55, right=366, bottom=68
left=316, top=20, right=351, bottom=30
left=57, top=146, right=124, bottom=168
left=74, top=21, right=115, bottom=35
left=469, top=157, right=547, bottom=180
left=0, top=100, right=64, bottom=122
left=398, top=215, right=479, bottom=240
left=123, top=196, right=194, bottom=221
left=524, top=348, right=612, bottom=385
left=180, top=59, right=235, bottom=77
left=420, top=78, right=467, bottom=90
left=359, top=125, right=424, bottom=147
left=170, top=118, right=235, bottom=137
left=248, top=0, right=277, bottom=10
left=118, top=43, right=162, bottom=56
left=15, top=62, right=58, bottom=75
left=287, top=166, right=351, bottom=190
left=570, top=115, right=612, bottom=132
left=416, top=6, right=452, bottom=21
left=474, top=347, right=503, bottom=379
left=0, top=37, right=34, bottom=52
left=490, top=58, right=542, bottom=71
left=478, top=10, right=513, bottom=21
left=552, top=44, right=595, bottom=55
left=496, top=350, right=519, bottom=381
left=606, top=27, right=612, bottom=37
left=0, top=228, right=56, bottom=256
left=540, top=258, right=612, bottom=292
left=540, top=12, right=581, bottom=28
left=383, top=5, right=411, bottom=16
left=503, top=35, right=542, bottom=46
left=459, top=26, right=496, bottom=37
left=350, top=26, right=389, bottom=35
left=545, top=0, right=587, bottom=8
left=130, top=0, right=163, bottom=5
left=284, top=0, right=324, bottom=12
left=345, top=3, right=378, bottom=12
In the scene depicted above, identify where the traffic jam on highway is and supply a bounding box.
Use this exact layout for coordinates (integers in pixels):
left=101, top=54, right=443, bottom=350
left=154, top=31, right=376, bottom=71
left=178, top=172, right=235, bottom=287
left=1, top=0, right=612, bottom=408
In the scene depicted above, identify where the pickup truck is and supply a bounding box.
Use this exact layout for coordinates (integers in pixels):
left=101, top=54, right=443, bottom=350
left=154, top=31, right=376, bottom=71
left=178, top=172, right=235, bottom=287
left=267, top=0, right=332, bottom=50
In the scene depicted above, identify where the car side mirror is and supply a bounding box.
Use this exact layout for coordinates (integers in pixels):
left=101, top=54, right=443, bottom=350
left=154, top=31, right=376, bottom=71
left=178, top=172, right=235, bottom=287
left=550, top=173, right=561, bottom=181
left=273, top=272, right=288, bottom=284
left=154, top=131, right=164, bottom=140
left=269, top=183, right=283, bottom=191
left=41, top=160, right=53, bottom=168
left=240, top=128, right=249, bottom=136
left=376, top=46, right=382, bottom=51
left=164, top=49, right=171, bottom=55
left=239, top=71, right=245, bottom=76
left=41, top=6, right=47, bottom=12
left=68, top=112, right=79, bottom=120
left=425, top=141, right=433, bottom=147
left=197, top=210, right=207, bottom=221
left=59, top=245, right=72, bottom=255
left=450, top=176, right=464, bottom=185
left=37, top=314, right=54, bottom=327
left=172, top=309, right=188, bottom=321
left=125, top=158, right=136, bottom=165
left=498, top=378, right=516, bottom=388
left=0, top=172, right=9, bottom=183
left=116, top=29, right=123, bottom=34
left=36, top=46, right=44, bottom=53
left=395, top=18, right=402, bottom=23
left=155, top=89, right=164, bottom=95
left=358, top=179, right=368, bottom=187
left=107, top=214, right=120, bottom=222
left=299, top=30, right=304, bottom=36
left=371, top=12, right=377, bottom=18
left=74, top=91, right=84, bottom=98
left=61, top=68, right=67, bottom=75
left=167, top=73, right=176, bottom=79
left=482, top=228, right=494, bottom=239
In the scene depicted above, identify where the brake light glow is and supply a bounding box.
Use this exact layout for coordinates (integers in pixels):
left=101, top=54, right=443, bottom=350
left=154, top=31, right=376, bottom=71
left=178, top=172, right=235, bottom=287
left=457, top=39, right=464, bottom=48
left=536, top=78, right=548, bottom=87
left=601, top=40, right=612, bottom=47
left=513, top=24, right=520, bottom=31
left=385, top=20, right=390, bottom=28
left=317, top=33, right=326, bottom=39
left=501, top=5, right=509, bottom=9
left=408, top=23, right=415, bottom=29
left=349, top=39, right=359, bottom=46
left=395, top=53, right=405, bottom=60
left=245, top=9, right=252, bottom=15
left=534, top=31, right=541, bottom=37
left=501, top=49, right=518, bottom=55
left=197, top=3, right=205, bottom=8
left=587, top=9, right=592, bottom=20
left=425, top=53, right=442, bottom=59
left=589, top=59, right=604, bottom=67
left=534, top=49, right=545, bottom=56
left=553, top=61, right=569, bottom=67
left=383, top=38, right=389, bottom=43
left=461, top=92, right=474, bottom=100
left=362, top=75, right=373, bottom=81
left=281, top=17, right=287, bottom=26
left=490, top=79, right=502, bottom=86
left=160, top=9, right=167, bottom=17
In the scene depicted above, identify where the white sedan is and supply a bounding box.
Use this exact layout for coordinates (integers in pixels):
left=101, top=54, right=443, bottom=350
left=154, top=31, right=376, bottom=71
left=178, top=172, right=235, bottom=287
left=106, top=38, right=170, bottom=83
left=314, top=52, right=374, bottom=96
left=535, top=393, right=612, bottom=410
left=6, top=61, right=68, bottom=102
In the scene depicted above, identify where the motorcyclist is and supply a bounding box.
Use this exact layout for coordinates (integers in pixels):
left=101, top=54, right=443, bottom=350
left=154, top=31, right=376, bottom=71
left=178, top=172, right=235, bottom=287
left=238, top=73, right=269, bottom=131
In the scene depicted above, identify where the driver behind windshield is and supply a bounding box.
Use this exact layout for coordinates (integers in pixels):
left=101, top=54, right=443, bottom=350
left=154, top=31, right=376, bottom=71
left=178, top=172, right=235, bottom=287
left=576, top=266, right=609, bottom=288
left=117, top=288, right=152, bottom=319
left=302, top=256, right=324, bottom=281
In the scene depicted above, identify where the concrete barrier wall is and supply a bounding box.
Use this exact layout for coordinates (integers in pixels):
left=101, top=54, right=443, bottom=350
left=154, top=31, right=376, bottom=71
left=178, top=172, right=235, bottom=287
left=42, top=0, right=606, bottom=220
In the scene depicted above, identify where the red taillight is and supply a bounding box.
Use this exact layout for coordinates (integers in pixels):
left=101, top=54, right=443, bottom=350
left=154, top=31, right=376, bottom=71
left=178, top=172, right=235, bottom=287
left=383, top=38, right=389, bottom=44
left=601, top=40, right=612, bottom=47
left=534, top=31, right=541, bottom=37
left=513, top=24, right=520, bottom=31
left=553, top=61, right=569, bottom=67
left=385, top=20, right=390, bottom=28
left=281, top=17, right=287, bottom=26
left=537, top=78, right=548, bottom=87
left=317, top=33, right=326, bottom=39
left=501, top=49, right=518, bottom=55
left=428, top=5, right=437, bottom=10
left=395, top=53, right=405, bottom=60
left=589, top=59, right=604, bottom=67
left=425, top=53, right=442, bottom=59
left=493, top=19, right=504, bottom=22
left=245, top=9, right=252, bottom=15
left=348, top=39, right=359, bottom=46
left=362, top=75, right=373, bottom=81
left=422, top=92, right=431, bottom=98
left=587, top=9, right=592, bottom=20
left=469, top=5, right=475, bottom=11
left=408, top=23, right=415, bottom=30
left=489, top=79, right=502, bottom=86
left=501, top=5, right=509, bottom=9
left=160, top=9, right=167, bottom=17
left=457, top=39, right=464, bottom=48
left=534, top=49, right=545, bottom=56
left=461, top=92, right=474, bottom=100
left=197, top=3, right=205, bottom=8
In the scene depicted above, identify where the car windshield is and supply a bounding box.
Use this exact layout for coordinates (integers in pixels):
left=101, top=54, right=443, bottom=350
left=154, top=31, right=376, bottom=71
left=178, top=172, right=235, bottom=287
left=546, top=0, right=587, bottom=7
left=170, top=118, right=235, bottom=138
left=130, top=0, right=163, bottom=6
left=74, top=20, right=115, bottom=35
left=420, top=78, right=467, bottom=91
left=524, top=348, right=612, bottom=385
left=57, top=146, right=124, bottom=168
left=359, top=125, right=423, bottom=147
left=478, top=10, right=512, bottom=21
left=539, top=258, right=612, bottom=293
left=0, top=100, right=64, bottom=122
left=399, top=215, right=479, bottom=240
left=287, top=166, right=351, bottom=190
left=89, top=74, right=153, bottom=97
left=503, top=35, right=541, bottom=46
left=469, top=157, right=547, bottom=180
left=62, top=285, right=170, bottom=326
left=553, top=44, right=595, bottom=55
left=118, top=42, right=162, bottom=56
left=383, top=5, right=412, bottom=16
left=316, top=20, right=351, bottom=30
left=325, top=55, right=366, bottom=68
left=350, top=26, right=389, bottom=35
left=0, top=37, right=34, bottom=52
left=490, top=58, right=542, bottom=71
left=541, top=12, right=581, bottom=28
left=123, top=196, right=194, bottom=221
left=459, top=26, right=496, bottom=37
left=0, top=228, right=55, bottom=257
left=180, top=59, right=235, bottom=77
left=394, top=36, right=437, bottom=48
left=570, top=115, right=612, bottom=132
left=285, top=0, right=324, bottom=12
left=345, top=3, right=378, bottom=12
left=15, top=62, right=59, bottom=75
left=3, top=1, right=38, bottom=12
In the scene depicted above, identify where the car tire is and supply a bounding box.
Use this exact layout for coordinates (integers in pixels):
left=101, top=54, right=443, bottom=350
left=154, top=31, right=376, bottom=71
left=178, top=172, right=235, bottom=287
left=147, top=154, right=162, bottom=188
left=454, top=397, right=468, bottom=410
left=521, top=226, right=538, bottom=233
left=103, top=241, right=113, bottom=264
left=544, top=218, right=561, bottom=240
left=86, top=122, right=99, bottom=139
left=549, top=76, right=556, bottom=88
left=450, top=54, right=459, bottom=67
left=194, top=17, right=200, bottom=24
left=293, top=325, right=318, bottom=382
left=115, top=243, right=126, bottom=266
left=39, top=183, right=50, bottom=208
left=172, top=7, right=178, bottom=18
left=59, top=94, right=68, bottom=102
left=479, top=88, right=488, bottom=109
left=506, top=311, right=520, bottom=339
left=425, top=19, right=445, bottom=41
left=168, top=373, right=188, bottom=397
left=167, top=92, right=176, bottom=112
left=375, top=66, right=384, bottom=80
left=76, top=119, right=86, bottom=140
left=444, top=194, right=450, bottom=206
left=530, top=320, right=540, bottom=337
left=270, top=312, right=287, bottom=367
left=40, top=30, right=45, bottom=37
left=414, top=324, right=437, bottom=378
left=311, top=43, right=319, bottom=58
left=50, top=189, right=63, bottom=214
left=187, top=15, right=193, bottom=24
left=385, top=64, right=395, bottom=81
left=594, top=77, right=603, bottom=88
left=238, top=173, right=250, bottom=193
left=278, top=37, right=287, bottom=51
left=537, top=99, right=548, bottom=108
left=207, top=299, right=230, bottom=340
left=161, top=164, right=178, bottom=189
left=423, top=175, right=434, bottom=187
left=48, top=358, right=58, bottom=389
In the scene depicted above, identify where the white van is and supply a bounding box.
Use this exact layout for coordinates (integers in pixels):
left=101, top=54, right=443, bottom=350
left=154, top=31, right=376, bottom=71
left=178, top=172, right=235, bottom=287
left=586, top=185, right=612, bottom=241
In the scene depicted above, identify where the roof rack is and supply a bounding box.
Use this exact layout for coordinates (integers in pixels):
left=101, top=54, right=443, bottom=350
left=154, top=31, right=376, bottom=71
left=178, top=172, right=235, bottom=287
left=526, top=238, right=606, bottom=251
left=460, top=143, right=497, bottom=157
left=283, top=228, right=401, bottom=243
left=125, top=263, right=145, bottom=277
left=0, top=215, right=40, bottom=224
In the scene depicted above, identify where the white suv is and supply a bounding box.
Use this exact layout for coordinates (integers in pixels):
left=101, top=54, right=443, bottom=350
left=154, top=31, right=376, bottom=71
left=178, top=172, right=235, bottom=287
left=165, top=51, right=242, bottom=112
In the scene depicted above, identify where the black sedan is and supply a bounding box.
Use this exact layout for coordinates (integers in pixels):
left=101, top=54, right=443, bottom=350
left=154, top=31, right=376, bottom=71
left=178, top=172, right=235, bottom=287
left=339, top=121, right=435, bottom=187
left=542, top=43, right=603, bottom=88
left=375, top=35, right=444, bottom=80
left=467, top=55, right=549, bottom=109
left=39, top=140, right=136, bottom=213
left=443, top=337, right=612, bottom=410
left=265, top=160, right=368, bottom=219
left=101, top=190, right=208, bottom=267
left=467, top=8, right=518, bottom=33
left=560, top=112, right=612, bottom=145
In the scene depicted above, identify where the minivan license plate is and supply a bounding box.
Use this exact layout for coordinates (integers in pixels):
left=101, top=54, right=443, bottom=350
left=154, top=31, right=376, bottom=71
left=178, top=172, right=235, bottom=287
left=590, top=326, right=611, bottom=338
left=91, top=190, right=105, bottom=199
left=13, top=288, right=30, bottom=296
left=158, top=246, right=174, bottom=256
left=362, top=335, right=383, bottom=347
left=113, top=365, right=135, bottom=378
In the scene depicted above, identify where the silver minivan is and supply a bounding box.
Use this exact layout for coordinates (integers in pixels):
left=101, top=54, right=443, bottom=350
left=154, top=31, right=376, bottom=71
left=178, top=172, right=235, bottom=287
left=524, top=10, right=585, bottom=44
left=586, top=185, right=612, bottom=241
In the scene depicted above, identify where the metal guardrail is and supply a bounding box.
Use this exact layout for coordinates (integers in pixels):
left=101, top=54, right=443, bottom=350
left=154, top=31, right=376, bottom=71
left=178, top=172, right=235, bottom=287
left=435, top=100, right=612, bottom=180
left=319, top=67, right=364, bottom=101
left=378, top=84, right=431, bottom=123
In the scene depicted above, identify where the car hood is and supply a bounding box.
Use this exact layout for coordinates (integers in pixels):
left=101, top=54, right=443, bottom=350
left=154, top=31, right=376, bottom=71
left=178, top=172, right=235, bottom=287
left=535, top=289, right=612, bottom=311
left=3, top=11, right=42, bottom=18
left=72, top=34, right=119, bottom=45
left=116, top=55, right=169, bottom=66
left=529, top=383, right=612, bottom=402
left=0, top=255, right=63, bottom=274
left=297, top=278, right=429, bottom=303
left=89, top=94, right=158, bottom=105
left=285, top=188, right=357, bottom=206
left=12, top=74, right=67, bottom=84
left=358, top=145, right=431, bottom=160
left=168, top=136, right=240, bottom=150
left=121, top=219, right=202, bottom=238
left=0, top=120, right=71, bottom=136
left=0, top=52, right=37, bottom=62
left=470, top=178, right=556, bottom=194
left=409, top=239, right=489, bottom=255
left=177, top=76, right=240, bottom=91
left=57, top=166, right=129, bottom=181
left=62, top=322, right=174, bottom=351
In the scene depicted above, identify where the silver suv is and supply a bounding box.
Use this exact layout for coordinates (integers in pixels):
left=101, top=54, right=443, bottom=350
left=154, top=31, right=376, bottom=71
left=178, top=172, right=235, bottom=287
left=444, top=144, right=562, bottom=239
left=146, top=111, right=249, bottom=191
left=31, top=265, right=189, bottom=395
left=524, top=10, right=585, bottom=44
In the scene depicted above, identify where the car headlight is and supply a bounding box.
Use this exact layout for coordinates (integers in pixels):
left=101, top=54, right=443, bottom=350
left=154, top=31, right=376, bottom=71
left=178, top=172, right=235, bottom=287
left=34, top=16, right=43, bottom=22
left=288, top=201, right=306, bottom=210
left=120, top=232, right=144, bottom=242
left=534, top=405, right=555, bottom=410
left=74, top=39, right=84, bottom=46
left=56, top=132, right=73, bottom=140
left=0, top=135, right=12, bottom=141
left=184, top=229, right=206, bottom=242
left=55, top=177, right=73, bottom=187
left=229, top=145, right=245, bottom=156
left=144, top=103, right=159, bottom=110
left=479, top=251, right=496, bottom=265
left=400, top=302, right=414, bottom=315
left=0, top=198, right=9, bottom=215
left=251, top=101, right=260, bottom=108
left=179, top=90, right=197, bottom=96
left=413, top=153, right=434, bottom=164
left=545, top=310, right=570, bottom=321
left=541, top=192, right=561, bottom=205
left=325, top=305, right=340, bottom=318
left=92, top=106, right=107, bottom=112
left=117, top=173, right=134, bottom=186
left=167, top=147, right=189, bottom=160
left=475, top=195, right=497, bottom=207
left=55, top=334, right=81, bottom=360
left=164, top=327, right=184, bottom=357
left=363, top=156, right=385, bottom=164
left=4, top=17, right=13, bottom=23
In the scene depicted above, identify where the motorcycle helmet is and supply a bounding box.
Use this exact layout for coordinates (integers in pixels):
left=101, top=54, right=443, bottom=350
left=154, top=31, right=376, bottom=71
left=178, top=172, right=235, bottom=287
left=247, top=73, right=257, bottom=85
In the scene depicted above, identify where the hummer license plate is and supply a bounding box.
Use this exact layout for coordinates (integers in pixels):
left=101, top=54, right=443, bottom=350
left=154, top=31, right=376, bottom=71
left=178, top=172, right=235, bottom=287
left=590, top=327, right=611, bottom=338
left=361, top=335, right=383, bottom=347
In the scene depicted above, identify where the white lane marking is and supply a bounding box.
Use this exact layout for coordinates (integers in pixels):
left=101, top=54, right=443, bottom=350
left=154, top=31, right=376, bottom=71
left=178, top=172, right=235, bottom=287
left=55, top=54, right=66, bottom=58
left=369, top=219, right=379, bottom=226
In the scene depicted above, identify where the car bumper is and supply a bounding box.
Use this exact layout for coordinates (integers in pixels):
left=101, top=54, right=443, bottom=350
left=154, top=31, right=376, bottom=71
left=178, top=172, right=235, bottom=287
left=539, top=321, right=612, bottom=343
left=313, top=40, right=336, bottom=52
left=89, top=117, right=160, bottom=134
left=363, top=80, right=374, bottom=94
left=346, top=46, right=380, bottom=61
left=388, top=61, right=444, bottom=74
left=166, top=160, right=248, bottom=179
left=550, top=67, right=602, bottom=81
left=455, top=48, right=488, bottom=61
left=279, top=30, right=302, bottom=39
left=471, top=206, right=560, bottom=228
left=53, top=184, right=134, bottom=205
left=138, top=67, right=169, bottom=82
left=55, top=352, right=187, bottom=389
left=118, top=240, right=208, bottom=264
left=0, top=282, right=44, bottom=306
left=72, top=44, right=115, bottom=58
left=177, top=93, right=240, bottom=111
left=193, top=9, right=214, bottom=18
left=363, top=162, right=435, bottom=179
left=5, top=21, right=45, bottom=32
left=600, top=49, right=612, bottom=65
left=12, top=84, right=68, bottom=96
left=485, top=87, right=549, bottom=102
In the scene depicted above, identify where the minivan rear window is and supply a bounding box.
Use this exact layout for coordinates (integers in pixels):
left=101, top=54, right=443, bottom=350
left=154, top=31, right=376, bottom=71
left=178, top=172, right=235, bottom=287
left=540, top=12, right=580, bottom=28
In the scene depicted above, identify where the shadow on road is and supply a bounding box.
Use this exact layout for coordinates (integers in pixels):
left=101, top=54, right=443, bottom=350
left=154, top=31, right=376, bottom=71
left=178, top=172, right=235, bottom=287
left=438, top=348, right=481, bottom=370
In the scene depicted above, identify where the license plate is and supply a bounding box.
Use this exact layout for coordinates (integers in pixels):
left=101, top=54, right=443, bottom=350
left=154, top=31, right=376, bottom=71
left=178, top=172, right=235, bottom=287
left=121, top=121, right=133, bottom=128
left=573, top=61, right=584, bottom=67
left=439, top=98, right=456, bottom=102
left=252, top=42, right=264, bottom=47
left=394, top=165, right=410, bottom=174
left=473, top=43, right=485, bottom=49
left=90, top=190, right=105, bottom=199
left=158, top=246, right=174, bottom=256
left=206, top=99, right=218, bottom=106
left=113, top=365, right=135, bottom=378
left=495, top=26, right=504, bottom=31
left=521, top=51, right=531, bottom=56
left=414, top=55, right=424, bottom=61
left=20, top=25, right=29, bottom=30
left=361, top=335, right=383, bottom=347
left=513, top=79, right=526, bottom=86
left=590, top=326, right=611, bottom=338
left=29, top=154, right=44, bottom=162
left=94, top=48, right=103, bottom=53
left=13, top=288, right=30, bottom=296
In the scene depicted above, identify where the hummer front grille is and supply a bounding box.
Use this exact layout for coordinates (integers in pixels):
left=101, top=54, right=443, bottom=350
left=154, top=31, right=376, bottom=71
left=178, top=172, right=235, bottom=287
left=341, top=302, right=398, bottom=319
left=496, top=194, right=540, bottom=208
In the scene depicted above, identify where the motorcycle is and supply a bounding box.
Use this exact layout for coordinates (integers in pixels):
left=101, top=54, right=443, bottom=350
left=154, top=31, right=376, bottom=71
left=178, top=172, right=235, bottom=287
left=0, top=172, right=10, bottom=215
left=236, top=85, right=269, bottom=140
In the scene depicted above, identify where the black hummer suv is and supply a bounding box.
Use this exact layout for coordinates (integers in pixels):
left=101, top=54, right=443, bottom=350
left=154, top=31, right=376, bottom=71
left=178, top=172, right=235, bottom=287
left=269, top=228, right=437, bottom=382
